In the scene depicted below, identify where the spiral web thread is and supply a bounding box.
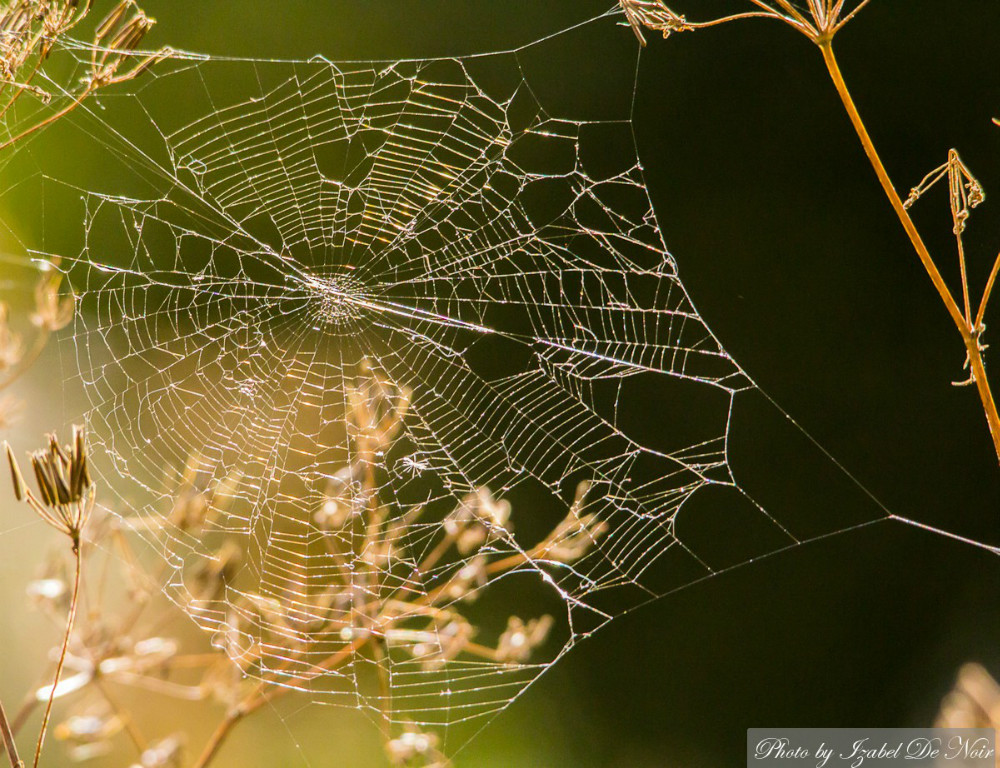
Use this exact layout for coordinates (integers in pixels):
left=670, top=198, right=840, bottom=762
left=28, top=24, right=897, bottom=747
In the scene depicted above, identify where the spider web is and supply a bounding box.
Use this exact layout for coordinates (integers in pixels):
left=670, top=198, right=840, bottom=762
left=18, top=12, right=933, bottom=751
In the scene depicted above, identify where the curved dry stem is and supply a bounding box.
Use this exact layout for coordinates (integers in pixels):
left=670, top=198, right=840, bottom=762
left=0, top=88, right=92, bottom=154
left=0, top=698, right=22, bottom=768
left=818, top=39, right=1000, bottom=463
left=32, top=536, right=82, bottom=768
left=975, top=252, right=1000, bottom=331
left=687, top=11, right=793, bottom=29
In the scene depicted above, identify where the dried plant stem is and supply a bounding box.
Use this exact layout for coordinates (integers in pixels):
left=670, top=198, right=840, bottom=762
left=975, top=252, right=1000, bottom=331
left=0, top=88, right=91, bottom=153
left=192, top=638, right=367, bottom=768
left=0, top=697, right=37, bottom=764
left=32, top=536, right=82, bottom=768
left=818, top=39, right=1000, bottom=463
left=0, top=698, right=23, bottom=768
left=4, top=699, right=36, bottom=750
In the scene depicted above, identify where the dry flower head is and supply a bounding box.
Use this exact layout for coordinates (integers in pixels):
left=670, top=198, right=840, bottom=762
left=6, top=424, right=94, bottom=546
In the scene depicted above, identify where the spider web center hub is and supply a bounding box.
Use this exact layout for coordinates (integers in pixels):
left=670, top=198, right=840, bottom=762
left=303, top=267, right=367, bottom=333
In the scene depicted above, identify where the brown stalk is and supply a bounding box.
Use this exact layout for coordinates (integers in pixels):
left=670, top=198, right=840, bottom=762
left=0, top=699, right=36, bottom=761
left=0, top=698, right=22, bottom=768
left=975, top=253, right=1000, bottom=331
left=818, top=40, right=1000, bottom=462
left=0, top=87, right=91, bottom=152
left=32, top=535, right=81, bottom=768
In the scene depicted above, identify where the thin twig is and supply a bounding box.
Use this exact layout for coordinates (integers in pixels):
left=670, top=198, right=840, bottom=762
left=975, top=252, right=1000, bottom=330
left=0, top=698, right=23, bottom=768
left=956, top=225, right=973, bottom=327
left=32, top=536, right=82, bottom=768
left=831, top=0, right=871, bottom=35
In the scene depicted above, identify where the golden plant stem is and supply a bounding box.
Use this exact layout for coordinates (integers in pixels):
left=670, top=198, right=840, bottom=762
left=1, top=699, right=37, bottom=758
left=819, top=39, right=1000, bottom=463
left=0, top=88, right=92, bottom=153
left=32, top=538, right=82, bottom=768
left=975, top=252, right=1000, bottom=330
left=956, top=230, right=973, bottom=327
left=0, top=698, right=22, bottom=768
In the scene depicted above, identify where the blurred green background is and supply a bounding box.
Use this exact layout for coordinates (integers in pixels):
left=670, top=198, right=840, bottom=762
left=1, top=1, right=999, bottom=766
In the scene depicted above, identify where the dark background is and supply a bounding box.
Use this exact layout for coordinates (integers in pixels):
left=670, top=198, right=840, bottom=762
left=2, top=2, right=999, bottom=766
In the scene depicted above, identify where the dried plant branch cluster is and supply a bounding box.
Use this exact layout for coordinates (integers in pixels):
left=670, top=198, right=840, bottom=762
left=621, top=0, right=1000, bottom=461
left=2, top=451, right=228, bottom=766
left=5, top=424, right=93, bottom=545
left=4, top=426, right=94, bottom=767
left=184, top=367, right=608, bottom=767
left=0, top=0, right=168, bottom=151
left=2, top=367, right=608, bottom=767
left=183, top=376, right=565, bottom=673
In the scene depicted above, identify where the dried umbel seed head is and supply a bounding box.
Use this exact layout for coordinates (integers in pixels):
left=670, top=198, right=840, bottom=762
left=0, top=0, right=88, bottom=101
left=443, top=487, right=513, bottom=554
left=621, top=0, right=874, bottom=47
left=5, top=424, right=95, bottom=547
left=0, top=1, right=45, bottom=79
left=0, top=0, right=169, bottom=153
left=537, top=480, right=608, bottom=563
left=314, top=463, right=368, bottom=529
left=495, top=614, right=553, bottom=664
left=405, top=614, right=475, bottom=671
left=441, top=554, right=488, bottom=602
left=40, top=0, right=93, bottom=53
